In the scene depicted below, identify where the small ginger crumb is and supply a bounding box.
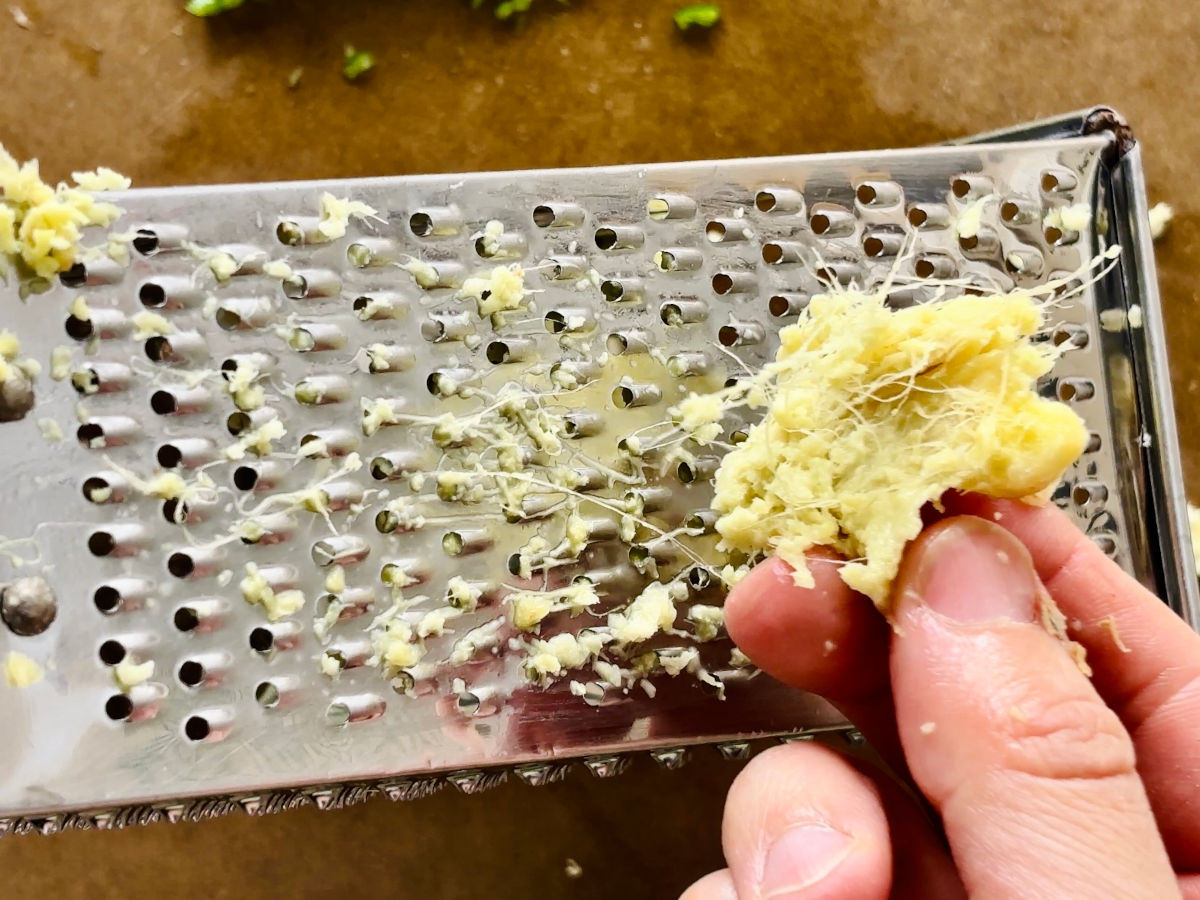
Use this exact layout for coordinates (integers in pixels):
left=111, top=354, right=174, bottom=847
left=1008, top=705, right=1028, bottom=723
left=1148, top=202, right=1173, bottom=240
left=1096, top=614, right=1131, bottom=654
left=565, top=858, right=583, bottom=879
left=822, top=639, right=837, bottom=655
left=37, top=418, right=62, bottom=441
left=919, top=721, right=936, bottom=735
left=4, top=650, right=41, bottom=687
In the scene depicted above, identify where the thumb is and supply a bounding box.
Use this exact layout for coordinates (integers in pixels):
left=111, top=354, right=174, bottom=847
left=889, top=516, right=1180, bottom=899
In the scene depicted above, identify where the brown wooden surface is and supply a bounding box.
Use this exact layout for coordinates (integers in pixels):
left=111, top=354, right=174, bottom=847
left=1, top=1, right=1198, bottom=896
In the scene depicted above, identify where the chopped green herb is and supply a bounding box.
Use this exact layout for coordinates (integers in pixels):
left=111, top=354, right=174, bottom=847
left=674, top=4, right=721, bottom=29
left=494, top=0, right=533, bottom=18
left=342, top=46, right=376, bottom=82
left=185, top=0, right=244, bottom=15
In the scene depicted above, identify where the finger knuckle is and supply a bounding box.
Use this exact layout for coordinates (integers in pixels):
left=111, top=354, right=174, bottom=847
left=997, top=685, right=1136, bottom=782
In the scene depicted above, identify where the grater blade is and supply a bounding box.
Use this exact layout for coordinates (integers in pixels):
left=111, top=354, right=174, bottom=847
left=0, top=110, right=1193, bottom=834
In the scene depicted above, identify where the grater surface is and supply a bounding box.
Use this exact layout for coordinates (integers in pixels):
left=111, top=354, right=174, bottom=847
left=0, top=121, right=1190, bottom=830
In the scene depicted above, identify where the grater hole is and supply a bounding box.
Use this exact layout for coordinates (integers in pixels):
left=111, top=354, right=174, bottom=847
left=718, top=326, right=738, bottom=347
left=255, top=682, right=280, bottom=708
left=82, top=476, right=112, bottom=503
left=1041, top=172, right=1071, bottom=193
left=276, top=221, right=303, bottom=246
left=755, top=191, right=778, bottom=213
left=282, top=276, right=309, bottom=300
left=688, top=566, right=712, bottom=589
left=1052, top=326, right=1088, bottom=349
left=1093, top=534, right=1118, bottom=557
left=914, top=258, right=936, bottom=278
left=157, top=444, right=183, bottom=468
left=167, top=552, right=195, bottom=578
left=162, top=499, right=188, bottom=524
left=60, top=262, right=87, bottom=288
left=1086, top=432, right=1102, bottom=453
left=94, top=586, right=121, bottom=614
left=65, top=314, right=93, bottom=341
left=88, top=531, right=116, bottom=557
left=184, top=716, right=210, bottom=741
left=1000, top=201, right=1021, bottom=223
left=1044, top=226, right=1063, bottom=245
left=233, top=466, right=259, bottom=491
left=133, top=229, right=160, bottom=255
left=105, top=695, right=133, bottom=721
left=907, top=208, right=927, bottom=227
left=545, top=310, right=570, bottom=333
left=677, top=461, right=699, bottom=484
left=138, top=282, right=166, bottom=308
left=98, top=640, right=126, bottom=665
left=600, top=280, right=624, bottom=302
left=762, top=243, right=784, bottom=264
left=227, top=412, right=252, bottom=436
left=442, top=532, right=465, bottom=556
left=174, top=607, right=200, bottom=632
left=76, top=423, right=103, bottom=446
left=144, top=337, right=170, bottom=362
left=769, top=294, right=808, bottom=317
left=863, top=236, right=885, bottom=257
left=594, top=228, right=618, bottom=251
left=150, top=391, right=177, bottom=415
left=1056, top=378, right=1095, bottom=402
left=178, top=661, right=204, bottom=687
left=951, top=178, right=970, bottom=199
left=855, top=184, right=878, bottom=205
left=959, top=234, right=979, bottom=251
left=810, top=214, right=831, bottom=235
left=486, top=341, right=512, bottom=365
left=409, top=213, right=434, bottom=237
left=712, top=273, right=733, bottom=295
left=704, top=221, right=726, bottom=243
left=249, top=627, right=273, bottom=653
left=215, top=308, right=242, bottom=331
left=71, top=368, right=100, bottom=395
left=532, top=206, right=555, bottom=228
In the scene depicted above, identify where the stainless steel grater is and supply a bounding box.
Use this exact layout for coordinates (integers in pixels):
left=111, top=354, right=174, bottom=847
left=0, top=106, right=1193, bottom=835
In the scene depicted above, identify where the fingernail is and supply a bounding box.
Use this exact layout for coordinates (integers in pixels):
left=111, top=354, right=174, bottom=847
left=907, top=517, right=1038, bottom=625
left=761, top=824, right=854, bottom=897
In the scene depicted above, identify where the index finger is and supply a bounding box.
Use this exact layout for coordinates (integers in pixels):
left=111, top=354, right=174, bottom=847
left=944, top=492, right=1200, bottom=871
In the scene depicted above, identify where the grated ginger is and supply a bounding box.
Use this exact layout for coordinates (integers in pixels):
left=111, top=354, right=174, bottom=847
left=459, top=264, right=527, bottom=316
left=4, top=650, right=42, bottom=687
left=316, top=193, right=376, bottom=241
left=0, top=144, right=126, bottom=279
left=711, top=286, right=1089, bottom=608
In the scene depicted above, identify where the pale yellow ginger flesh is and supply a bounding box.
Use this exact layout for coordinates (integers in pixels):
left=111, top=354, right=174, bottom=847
left=0, top=144, right=126, bottom=279
left=712, top=288, right=1087, bottom=608
left=4, top=651, right=42, bottom=687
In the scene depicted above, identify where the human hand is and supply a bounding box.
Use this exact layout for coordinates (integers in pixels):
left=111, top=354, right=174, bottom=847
left=682, top=494, right=1200, bottom=899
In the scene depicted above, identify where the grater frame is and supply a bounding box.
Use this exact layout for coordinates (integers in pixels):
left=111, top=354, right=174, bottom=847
left=0, top=107, right=1193, bottom=835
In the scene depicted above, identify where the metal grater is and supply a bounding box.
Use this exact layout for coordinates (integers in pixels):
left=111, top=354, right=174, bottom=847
left=0, top=106, right=1194, bottom=834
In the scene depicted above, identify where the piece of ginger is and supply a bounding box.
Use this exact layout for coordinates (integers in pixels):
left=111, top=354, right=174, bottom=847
left=712, top=286, right=1087, bottom=609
